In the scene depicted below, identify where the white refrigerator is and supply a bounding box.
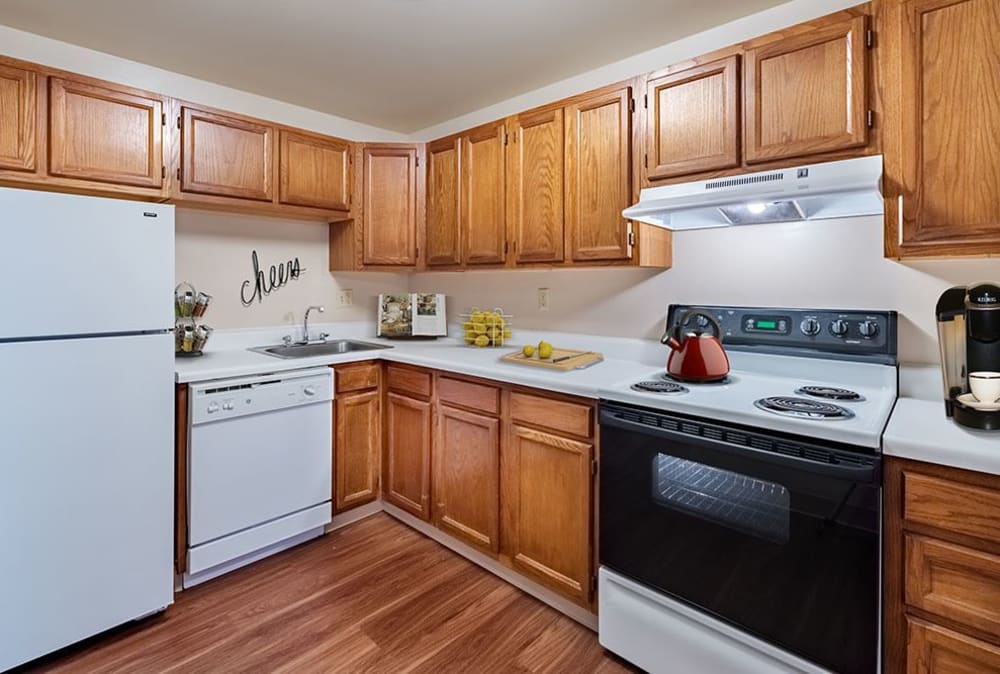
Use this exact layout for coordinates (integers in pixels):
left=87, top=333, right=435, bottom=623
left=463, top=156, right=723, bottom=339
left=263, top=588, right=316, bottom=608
left=0, top=188, right=175, bottom=670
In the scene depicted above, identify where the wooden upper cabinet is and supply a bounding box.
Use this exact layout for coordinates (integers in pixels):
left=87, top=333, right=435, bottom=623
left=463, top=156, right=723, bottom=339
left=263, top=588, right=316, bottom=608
left=49, top=77, right=163, bottom=188
left=384, top=392, right=432, bottom=521
left=426, top=136, right=462, bottom=266
left=744, top=15, right=868, bottom=164
left=0, top=64, right=37, bottom=172
left=278, top=130, right=350, bottom=211
left=565, top=85, right=633, bottom=262
left=334, top=388, right=380, bottom=513
left=434, top=404, right=500, bottom=553
left=885, top=0, right=1000, bottom=257
left=646, top=56, right=740, bottom=180
left=180, top=106, right=273, bottom=201
left=462, top=121, right=506, bottom=265
left=504, top=425, right=593, bottom=602
left=362, top=144, right=418, bottom=266
left=507, top=107, right=565, bottom=264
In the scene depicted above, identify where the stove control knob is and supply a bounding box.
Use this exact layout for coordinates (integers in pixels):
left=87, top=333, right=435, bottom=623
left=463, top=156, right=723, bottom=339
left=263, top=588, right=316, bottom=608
left=800, top=318, right=821, bottom=336
left=222, top=401, right=234, bottom=411
left=303, top=385, right=317, bottom=396
left=858, top=320, right=879, bottom=339
left=830, top=319, right=849, bottom=337
left=207, top=402, right=220, bottom=414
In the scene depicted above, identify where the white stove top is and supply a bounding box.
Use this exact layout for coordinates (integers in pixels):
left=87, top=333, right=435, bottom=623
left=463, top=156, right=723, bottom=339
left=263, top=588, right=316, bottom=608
left=599, top=351, right=897, bottom=449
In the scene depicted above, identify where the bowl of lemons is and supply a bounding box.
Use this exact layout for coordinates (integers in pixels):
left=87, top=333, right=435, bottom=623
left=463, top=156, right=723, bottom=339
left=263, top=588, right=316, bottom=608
left=460, top=307, right=513, bottom=347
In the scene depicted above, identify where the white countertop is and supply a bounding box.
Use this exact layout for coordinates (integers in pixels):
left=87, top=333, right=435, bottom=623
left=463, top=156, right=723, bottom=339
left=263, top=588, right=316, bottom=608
left=885, top=397, right=1000, bottom=476
left=175, top=325, right=659, bottom=399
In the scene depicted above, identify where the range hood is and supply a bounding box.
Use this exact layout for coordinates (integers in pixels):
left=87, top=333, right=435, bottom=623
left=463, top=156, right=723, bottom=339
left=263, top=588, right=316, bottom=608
left=623, top=155, right=883, bottom=231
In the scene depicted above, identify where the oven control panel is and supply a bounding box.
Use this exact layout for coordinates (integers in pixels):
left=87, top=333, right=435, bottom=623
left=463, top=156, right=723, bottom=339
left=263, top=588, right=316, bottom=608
left=668, top=305, right=898, bottom=364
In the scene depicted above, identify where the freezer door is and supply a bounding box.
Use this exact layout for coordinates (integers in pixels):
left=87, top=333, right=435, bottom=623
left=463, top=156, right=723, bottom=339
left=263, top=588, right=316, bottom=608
left=0, top=188, right=174, bottom=339
left=0, top=334, right=175, bottom=671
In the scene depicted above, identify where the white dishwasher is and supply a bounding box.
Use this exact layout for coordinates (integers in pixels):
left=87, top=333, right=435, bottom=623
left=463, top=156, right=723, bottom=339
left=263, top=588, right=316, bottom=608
left=184, top=366, right=334, bottom=587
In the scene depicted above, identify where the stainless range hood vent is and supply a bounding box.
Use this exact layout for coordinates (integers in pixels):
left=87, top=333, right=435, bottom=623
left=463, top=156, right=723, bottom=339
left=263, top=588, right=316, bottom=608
left=623, top=155, right=883, bottom=231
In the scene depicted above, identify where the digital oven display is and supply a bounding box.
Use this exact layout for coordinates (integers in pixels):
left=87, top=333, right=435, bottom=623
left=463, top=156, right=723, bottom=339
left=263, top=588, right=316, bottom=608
left=743, top=315, right=791, bottom=334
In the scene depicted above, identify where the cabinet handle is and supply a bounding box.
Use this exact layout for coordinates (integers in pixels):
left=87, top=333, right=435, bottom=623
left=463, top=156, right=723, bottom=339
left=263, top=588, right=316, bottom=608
left=897, top=195, right=903, bottom=247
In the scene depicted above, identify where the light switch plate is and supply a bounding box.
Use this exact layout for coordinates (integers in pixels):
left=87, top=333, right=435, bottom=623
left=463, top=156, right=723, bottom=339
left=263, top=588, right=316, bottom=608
left=537, top=288, right=550, bottom=311
left=337, top=289, right=353, bottom=307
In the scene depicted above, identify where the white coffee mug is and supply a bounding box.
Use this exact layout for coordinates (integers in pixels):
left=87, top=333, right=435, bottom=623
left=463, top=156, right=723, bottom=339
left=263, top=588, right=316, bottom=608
left=969, top=372, right=1000, bottom=403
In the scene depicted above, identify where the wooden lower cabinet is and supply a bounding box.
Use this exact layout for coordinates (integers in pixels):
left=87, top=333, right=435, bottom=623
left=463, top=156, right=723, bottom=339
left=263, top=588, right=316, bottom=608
left=383, top=392, right=432, bottom=520
left=333, top=370, right=381, bottom=513
left=433, top=403, right=501, bottom=553
left=503, top=424, right=593, bottom=602
left=886, top=457, right=1000, bottom=673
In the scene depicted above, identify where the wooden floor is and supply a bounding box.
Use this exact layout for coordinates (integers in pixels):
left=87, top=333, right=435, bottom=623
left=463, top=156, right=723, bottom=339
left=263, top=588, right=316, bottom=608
left=26, top=514, right=637, bottom=673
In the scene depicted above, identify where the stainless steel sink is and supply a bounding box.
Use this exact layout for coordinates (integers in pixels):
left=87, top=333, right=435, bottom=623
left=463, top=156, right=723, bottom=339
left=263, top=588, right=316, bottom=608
left=249, top=340, right=392, bottom=359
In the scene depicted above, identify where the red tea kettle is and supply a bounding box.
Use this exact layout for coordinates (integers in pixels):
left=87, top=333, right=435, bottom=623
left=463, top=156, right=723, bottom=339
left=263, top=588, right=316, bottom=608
left=661, top=310, right=731, bottom=382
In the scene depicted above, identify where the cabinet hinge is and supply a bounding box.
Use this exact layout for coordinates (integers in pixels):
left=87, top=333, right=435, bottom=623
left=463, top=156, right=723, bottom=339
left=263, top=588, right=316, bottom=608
left=865, top=29, right=875, bottom=49
left=591, top=460, right=598, bottom=476
left=161, top=166, right=166, bottom=179
left=161, top=113, right=166, bottom=126
left=629, top=98, right=635, bottom=114
left=627, top=230, right=636, bottom=248
left=590, top=575, right=598, bottom=594
left=867, top=110, right=875, bottom=128
left=415, top=156, right=420, bottom=168
left=503, top=130, right=509, bottom=146
left=176, top=116, right=182, bottom=129
left=644, top=153, right=648, bottom=169
left=176, top=168, right=182, bottom=181
left=504, top=240, right=509, bottom=254
left=643, top=94, right=648, bottom=109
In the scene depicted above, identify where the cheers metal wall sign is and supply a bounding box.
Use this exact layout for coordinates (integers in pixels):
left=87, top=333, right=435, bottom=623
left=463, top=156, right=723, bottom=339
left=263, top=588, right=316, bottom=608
left=241, top=250, right=305, bottom=305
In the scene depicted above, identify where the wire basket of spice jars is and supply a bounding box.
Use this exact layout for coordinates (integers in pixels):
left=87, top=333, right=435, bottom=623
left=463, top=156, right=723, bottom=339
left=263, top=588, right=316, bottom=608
left=175, top=282, right=213, bottom=357
left=460, top=307, right=513, bottom=347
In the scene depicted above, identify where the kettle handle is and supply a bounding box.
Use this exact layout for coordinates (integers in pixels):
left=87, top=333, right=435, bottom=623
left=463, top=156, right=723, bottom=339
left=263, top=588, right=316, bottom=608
left=666, top=310, right=723, bottom=342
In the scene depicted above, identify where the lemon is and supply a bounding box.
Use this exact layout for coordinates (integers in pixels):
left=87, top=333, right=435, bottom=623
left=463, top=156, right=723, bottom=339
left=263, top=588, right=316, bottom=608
left=474, top=334, right=490, bottom=347
left=463, top=332, right=477, bottom=344
left=538, top=341, right=554, bottom=360
left=503, top=328, right=512, bottom=339
left=461, top=321, right=473, bottom=330
left=472, top=322, right=487, bottom=334
left=471, top=311, right=484, bottom=323
left=522, top=344, right=536, bottom=357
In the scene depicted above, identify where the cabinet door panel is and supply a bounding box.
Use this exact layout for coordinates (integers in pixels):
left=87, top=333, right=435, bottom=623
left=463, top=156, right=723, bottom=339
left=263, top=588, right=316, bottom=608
left=566, top=86, right=632, bottom=261
left=181, top=106, right=272, bottom=201
left=646, top=56, right=739, bottom=180
left=49, top=78, right=163, bottom=188
left=509, top=108, right=564, bottom=263
left=0, top=64, right=36, bottom=172
left=907, top=619, right=1000, bottom=674
left=505, top=425, right=592, bottom=601
left=434, top=404, right=500, bottom=552
left=744, top=15, right=868, bottom=163
left=890, top=0, right=1000, bottom=255
left=384, top=393, right=431, bottom=520
left=426, top=136, right=461, bottom=266
left=362, top=145, right=417, bottom=266
left=462, top=122, right=506, bottom=265
left=278, top=130, right=350, bottom=210
left=334, top=389, right=380, bottom=513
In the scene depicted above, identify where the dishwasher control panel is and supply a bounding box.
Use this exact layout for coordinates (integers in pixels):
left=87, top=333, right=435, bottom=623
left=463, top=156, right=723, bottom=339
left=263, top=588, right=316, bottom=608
left=189, top=367, right=334, bottom=425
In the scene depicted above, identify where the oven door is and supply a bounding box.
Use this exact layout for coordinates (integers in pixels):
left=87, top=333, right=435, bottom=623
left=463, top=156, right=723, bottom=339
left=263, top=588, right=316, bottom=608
left=599, top=403, right=881, bottom=674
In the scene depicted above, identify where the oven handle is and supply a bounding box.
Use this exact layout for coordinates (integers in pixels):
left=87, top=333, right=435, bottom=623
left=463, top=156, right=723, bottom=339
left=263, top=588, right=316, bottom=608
left=599, top=410, right=881, bottom=484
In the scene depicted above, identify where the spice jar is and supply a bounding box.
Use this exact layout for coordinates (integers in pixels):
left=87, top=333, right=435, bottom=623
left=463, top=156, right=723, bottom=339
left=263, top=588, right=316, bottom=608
left=181, top=324, right=195, bottom=352
left=192, top=324, right=212, bottom=352
left=193, top=292, right=212, bottom=318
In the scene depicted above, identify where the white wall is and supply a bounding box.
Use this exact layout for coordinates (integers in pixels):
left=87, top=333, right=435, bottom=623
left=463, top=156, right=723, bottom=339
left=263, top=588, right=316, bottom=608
left=0, top=24, right=407, bottom=142
left=413, top=218, right=1000, bottom=366
left=176, top=209, right=407, bottom=330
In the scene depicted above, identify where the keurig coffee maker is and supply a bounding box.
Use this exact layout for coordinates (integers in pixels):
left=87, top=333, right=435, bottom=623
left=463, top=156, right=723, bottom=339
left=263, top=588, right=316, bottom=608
left=937, top=282, right=1000, bottom=430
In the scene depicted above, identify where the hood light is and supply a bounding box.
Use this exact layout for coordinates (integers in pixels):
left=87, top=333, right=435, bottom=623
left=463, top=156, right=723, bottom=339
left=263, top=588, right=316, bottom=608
left=746, top=202, right=768, bottom=214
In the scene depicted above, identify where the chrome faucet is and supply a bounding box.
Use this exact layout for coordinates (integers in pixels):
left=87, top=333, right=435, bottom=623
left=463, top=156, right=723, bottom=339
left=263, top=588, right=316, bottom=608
left=302, top=305, right=327, bottom=344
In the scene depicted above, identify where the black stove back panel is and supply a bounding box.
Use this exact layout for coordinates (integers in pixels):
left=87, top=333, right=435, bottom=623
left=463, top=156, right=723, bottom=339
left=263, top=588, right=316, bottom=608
left=667, top=305, right=898, bottom=365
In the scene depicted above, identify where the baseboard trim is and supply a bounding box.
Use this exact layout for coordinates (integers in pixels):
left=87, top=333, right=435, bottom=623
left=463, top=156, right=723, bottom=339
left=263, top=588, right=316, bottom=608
left=327, top=500, right=384, bottom=531
left=382, top=503, right=598, bottom=631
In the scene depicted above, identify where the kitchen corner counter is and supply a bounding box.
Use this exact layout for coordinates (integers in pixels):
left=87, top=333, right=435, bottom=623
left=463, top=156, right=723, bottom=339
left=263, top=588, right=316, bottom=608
left=884, top=398, right=1000, bottom=477
left=175, top=336, right=658, bottom=400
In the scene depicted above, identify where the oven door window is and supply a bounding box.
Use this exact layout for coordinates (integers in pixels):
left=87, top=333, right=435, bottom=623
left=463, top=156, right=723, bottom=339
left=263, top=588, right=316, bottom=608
left=653, top=455, right=790, bottom=544
left=600, top=409, right=879, bottom=674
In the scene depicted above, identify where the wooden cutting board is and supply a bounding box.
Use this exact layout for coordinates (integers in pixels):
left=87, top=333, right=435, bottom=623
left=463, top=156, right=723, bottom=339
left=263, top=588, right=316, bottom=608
left=501, top=347, right=604, bottom=371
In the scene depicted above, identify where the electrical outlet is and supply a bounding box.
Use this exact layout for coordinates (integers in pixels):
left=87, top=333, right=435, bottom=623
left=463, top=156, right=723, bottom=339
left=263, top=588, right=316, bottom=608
left=337, top=289, right=353, bottom=307
left=537, top=288, right=550, bottom=311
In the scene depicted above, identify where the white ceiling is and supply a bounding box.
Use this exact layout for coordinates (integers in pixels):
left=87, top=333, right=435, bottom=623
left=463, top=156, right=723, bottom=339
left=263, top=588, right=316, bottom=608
left=0, top=0, right=788, bottom=133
